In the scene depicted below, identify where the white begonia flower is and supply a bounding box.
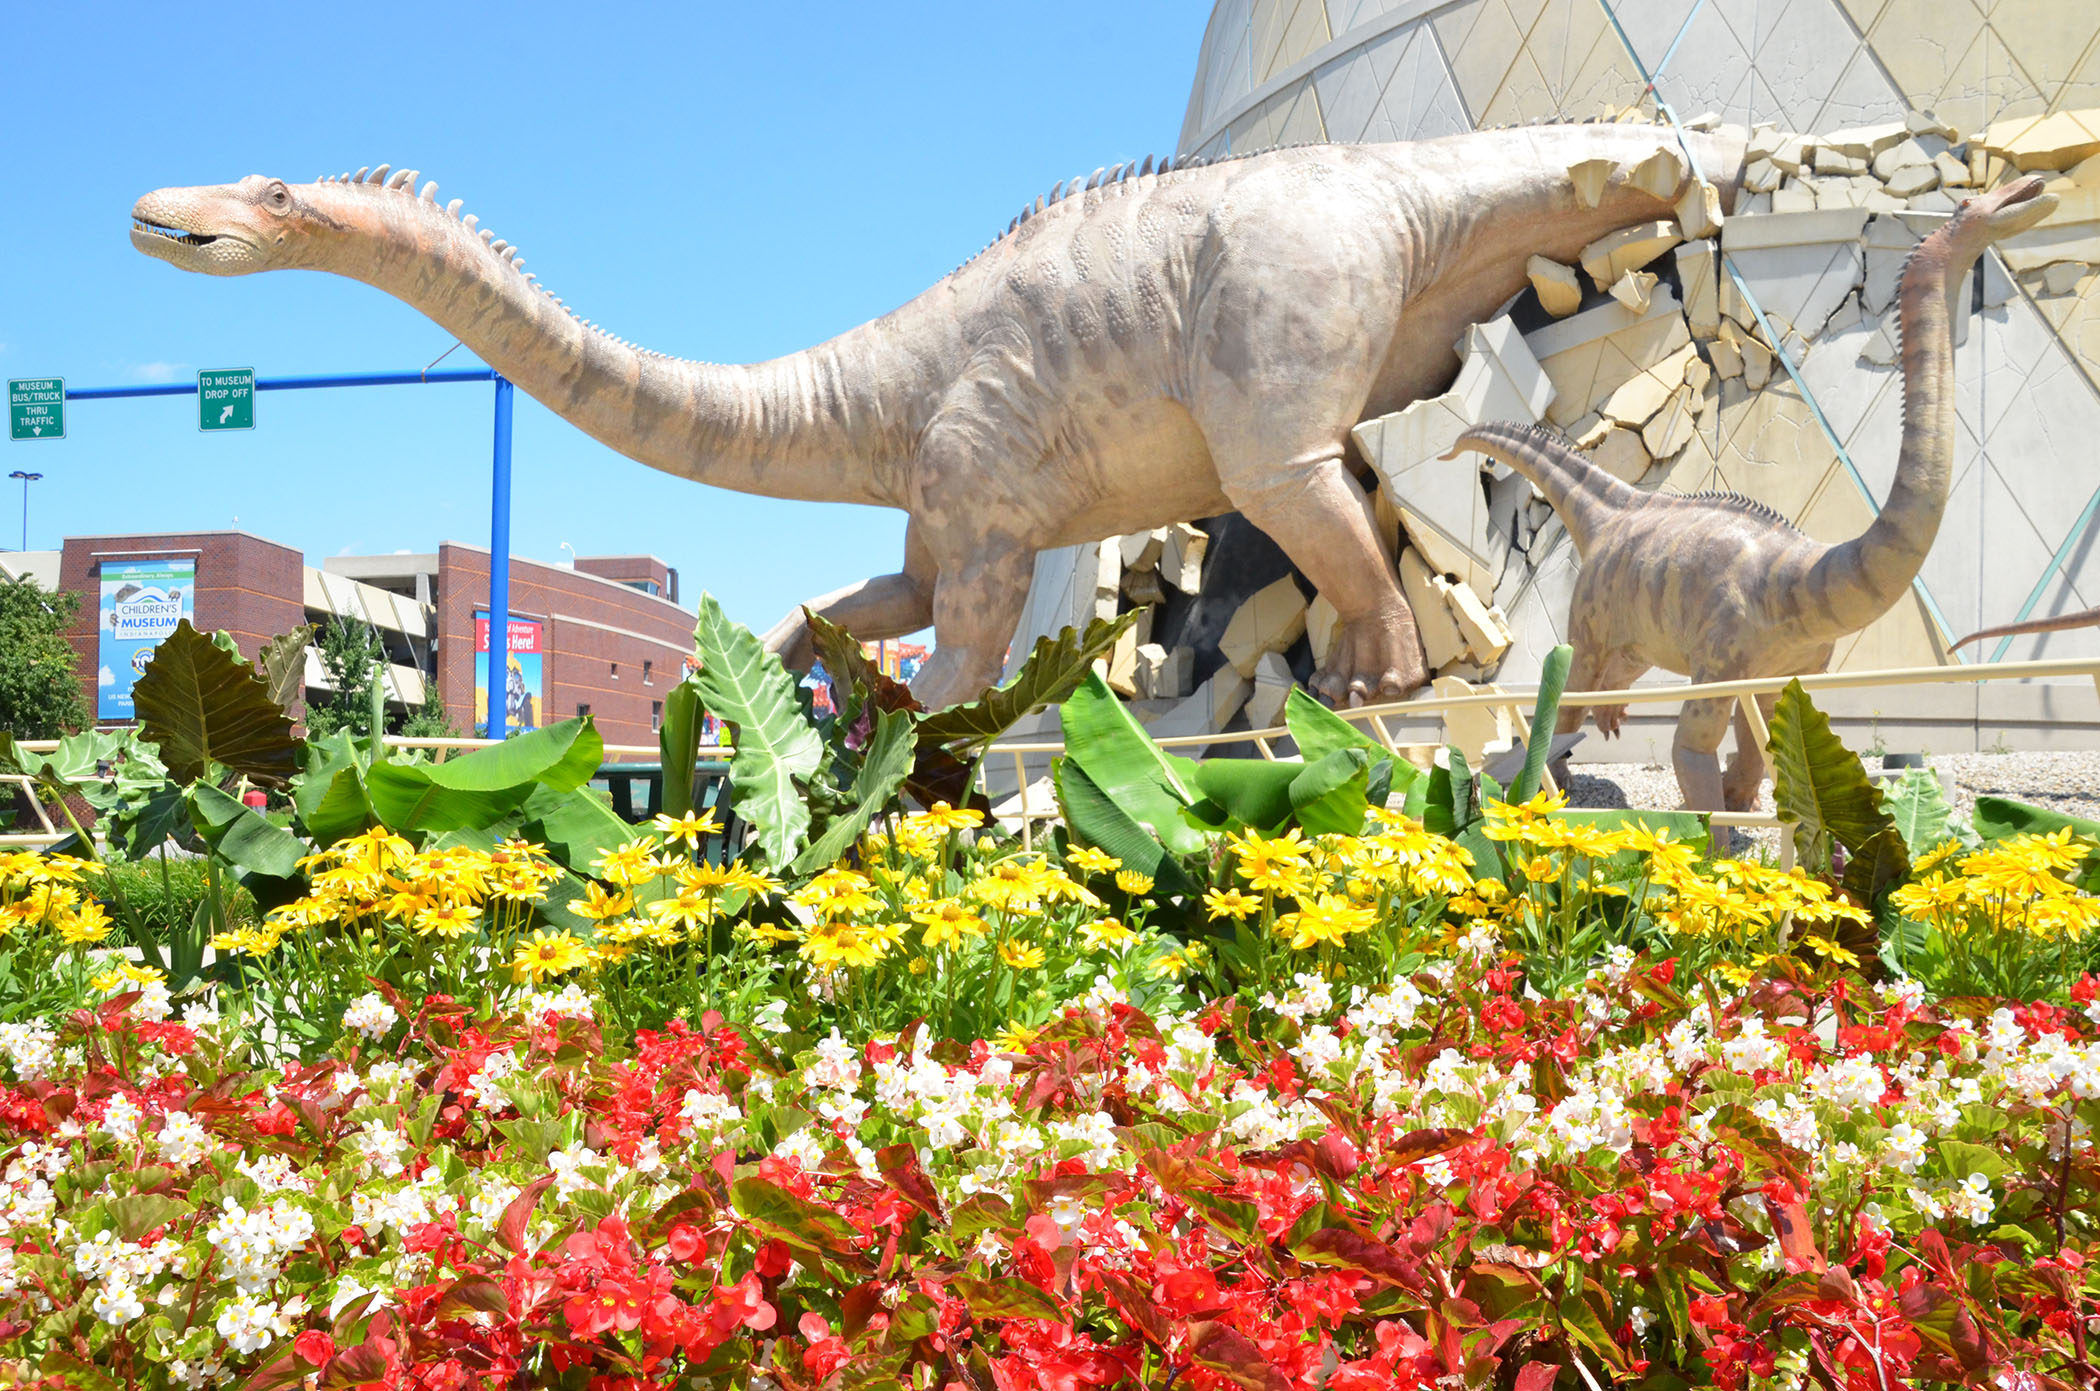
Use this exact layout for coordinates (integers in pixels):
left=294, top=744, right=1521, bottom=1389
left=753, top=999, right=791, bottom=1035
left=1882, top=1121, right=1929, bottom=1174
left=804, top=1030, right=863, bottom=1091
left=341, top=992, right=399, bottom=1042
left=92, top=1275, right=147, bottom=1326
left=156, top=1111, right=213, bottom=1167
left=466, top=1048, right=519, bottom=1111
left=547, top=1144, right=605, bottom=1200
left=215, top=1293, right=278, bottom=1355
left=469, top=1179, right=522, bottom=1231
left=525, top=982, right=595, bottom=1020
left=101, top=1093, right=142, bottom=1141
left=354, top=1118, right=408, bottom=1177
left=0, top=1023, right=59, bottom=1081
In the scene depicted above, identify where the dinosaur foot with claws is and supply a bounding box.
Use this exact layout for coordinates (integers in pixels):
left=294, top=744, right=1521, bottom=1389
left=1309, top=609, right=1428, bottom=709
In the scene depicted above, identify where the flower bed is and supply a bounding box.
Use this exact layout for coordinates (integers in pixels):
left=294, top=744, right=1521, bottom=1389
left=3, top=797, right=2100, bottom=1389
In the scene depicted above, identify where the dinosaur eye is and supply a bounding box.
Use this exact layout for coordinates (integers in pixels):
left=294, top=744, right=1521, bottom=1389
left=264, top=181, right=292, bottom=211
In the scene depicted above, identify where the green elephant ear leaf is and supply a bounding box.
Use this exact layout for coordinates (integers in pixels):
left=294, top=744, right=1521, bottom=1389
left=792, top=708, right=917, bottom=874
left=690, top=593, right=824, bottom=867
left=187, top=783, right=307, bottom=881
left=1768, top=679, right=1909, bottom=900
left=914, top=611, right=1142, bottom=752
left=131, top=621, right=302, bottom=787
left=258, top=626, right=314, bottom=711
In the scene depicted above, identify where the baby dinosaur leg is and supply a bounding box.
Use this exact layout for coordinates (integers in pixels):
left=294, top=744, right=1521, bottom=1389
left=1672, top=695, right=1733, bottom=814
left=1721, top=693, right=1777, bottom=813
left=763, top=522, right=937, bottom=671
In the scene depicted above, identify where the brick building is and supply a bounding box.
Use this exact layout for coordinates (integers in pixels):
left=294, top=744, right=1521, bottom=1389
left=21, top=530, right=691, bottom=752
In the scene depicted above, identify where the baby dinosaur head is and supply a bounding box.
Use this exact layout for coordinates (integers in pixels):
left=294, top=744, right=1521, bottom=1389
left=1939, top=175, right=2056, bottom=255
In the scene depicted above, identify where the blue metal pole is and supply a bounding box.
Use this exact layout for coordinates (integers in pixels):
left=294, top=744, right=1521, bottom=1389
left=487, top=376, right=515, bottom=740
left=64, top=368, right=496, bottom=401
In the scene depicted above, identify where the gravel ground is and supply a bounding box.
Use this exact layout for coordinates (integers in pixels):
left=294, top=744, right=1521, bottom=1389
left=1562, top=751, right=2100, bottom=857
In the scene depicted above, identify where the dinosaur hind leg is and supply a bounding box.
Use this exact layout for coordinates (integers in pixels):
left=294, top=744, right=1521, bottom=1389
left=1672, top=695, right=1733, bottom=815
left=763, top=523, right=937, bottom=671
left=1218, top=452, right=1425, bottom=707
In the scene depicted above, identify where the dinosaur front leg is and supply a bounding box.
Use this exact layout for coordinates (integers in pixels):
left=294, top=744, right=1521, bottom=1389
left=906, top=541, right=1036, bottom=711
left=1721, top=693, right=1778, bottom=813
left=762, top=523, right=937, bottom=671
left=1226, top=457, right=1427, bottom=706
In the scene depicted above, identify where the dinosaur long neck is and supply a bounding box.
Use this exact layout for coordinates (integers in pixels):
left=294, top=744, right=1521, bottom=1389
left=1798, top=225, right=1979, bottom=639
left=293, top=178, right=918, bottom=508
left=1448, top=422, right=1643, bottom=557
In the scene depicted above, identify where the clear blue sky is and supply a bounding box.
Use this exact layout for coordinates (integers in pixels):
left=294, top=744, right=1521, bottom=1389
left=0, top=2, right=1211, bottom=636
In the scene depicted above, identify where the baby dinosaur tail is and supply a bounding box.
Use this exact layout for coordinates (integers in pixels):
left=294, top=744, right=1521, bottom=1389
left=1950, top=604, right=2100, bottom=651
left=1441, top=421, right=1644, bottom=558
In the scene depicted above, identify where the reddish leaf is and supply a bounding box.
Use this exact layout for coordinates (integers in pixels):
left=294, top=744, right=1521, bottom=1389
left=1769, top=1197, right=1825, bottom=1271
left=497, top=1174, right=555, bottom=1256
left=1386, top=1127, right=1470, bottom=1167
left=236, top=1350, right=311, bottom=1391
left=1513, top=1362, right=1562, bottom=1391
left=875, top=1143, right=945, bottom=1221
left=1297, top=1228, right=1424, bottom=1289
left=1094, top=1270, right=1174, bottom=1346
left=320, top=1343, right=390, bottom=1390
left=950, top=1275, right=1065, bottom=1323
left=1185, top=1320, right=1292, bottom=1391
left=432, top=1278, right=509, bottom=1320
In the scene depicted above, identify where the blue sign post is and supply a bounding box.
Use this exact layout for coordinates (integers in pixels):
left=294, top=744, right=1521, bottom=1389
left=36, top=368, right=517, bottom=736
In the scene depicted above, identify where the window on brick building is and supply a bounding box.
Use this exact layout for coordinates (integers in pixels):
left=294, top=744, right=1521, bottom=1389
left=651, top=699, right=662, bottom=732
left=610, top=662, right=619, bottom=679
left=577, top=703, right=591, bottom=719
left=643, top=659, right=654, bottom=685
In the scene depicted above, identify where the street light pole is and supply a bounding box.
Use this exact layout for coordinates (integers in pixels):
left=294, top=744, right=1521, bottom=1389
left=7, top=472, right=41, bottom=551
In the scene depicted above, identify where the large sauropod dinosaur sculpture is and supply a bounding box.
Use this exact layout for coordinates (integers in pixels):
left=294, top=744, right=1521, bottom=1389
left=131, top=127, right=1744, bottom=708
left=1950, top=607, right=2100, bottom=651
left=1443, top=176, right=2054, bottom=813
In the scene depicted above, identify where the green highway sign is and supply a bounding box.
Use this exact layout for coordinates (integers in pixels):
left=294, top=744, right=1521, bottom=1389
left=199, top=368, right=255, bottom=432
left=8, top=379, right=64, bottom=442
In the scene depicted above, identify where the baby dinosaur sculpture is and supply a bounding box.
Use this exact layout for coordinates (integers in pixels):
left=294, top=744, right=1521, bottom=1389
left=130, top=126, right=1743, bottom=708
left=1444, top=176, right=2054, bottom=812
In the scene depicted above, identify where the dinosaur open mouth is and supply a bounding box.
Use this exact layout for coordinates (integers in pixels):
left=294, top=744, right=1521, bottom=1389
left=131, top=217, right=217, bottom=248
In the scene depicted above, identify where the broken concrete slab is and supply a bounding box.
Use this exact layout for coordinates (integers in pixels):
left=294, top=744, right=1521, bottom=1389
left=1883, top=163, right=1940, bottom=199
left=1160, top=522, right=1207, bottom=594
left=1400, top=547, right=1469, bottom=671
left=1625, top=146, right=1685, bottom=201
left=1219, top=574, right=1308, bottom=679
left=1821, top=121, right=1910, bottom=161
left=1245, top=651, right=1295, bottom=731
left=1641, top=385, right=1697, bottom=460
left=1814, top=146, right=1869, bottom=177
left=1933, top=150, right=1973, bottom=188
left=1305, top=594, right=1340, bottom=668
left=1872, top=138, right=1933, bottom=179
left=1610, top=269, right=1657, bottom=312
left=1720, top=206, right=1871, bottom=249
left=1590, top=425, right=1653, bottom=483
left=1580, top=221, right=1684, bottom=287
left=1568, top=156, right=1616, bottom=208
left=1433, top=676, right=1516, bottom=769
left=1527, top=255, right=1584, bottom=317
left=1446, top=580, right=1513, bottom=665
left=1981, top=109, right=2100, bottom=173
left=1134, top=642, right=1193, bottom=701
left=1118, top=527, right=1166, bottom=573
left=1677, top=179, right=1724, bottom=239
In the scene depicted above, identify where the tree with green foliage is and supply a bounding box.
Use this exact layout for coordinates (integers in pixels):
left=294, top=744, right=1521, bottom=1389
left=303, top=618, right=380, bottom=740
left=0, top=578, right=91, bottom=737
left=398, top=691, right=459, bottom=740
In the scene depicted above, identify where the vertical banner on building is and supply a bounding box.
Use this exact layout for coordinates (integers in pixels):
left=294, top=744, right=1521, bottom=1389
left=474, top=610, right=544, bottom=735
left=97, top=559, right=194, bottom=720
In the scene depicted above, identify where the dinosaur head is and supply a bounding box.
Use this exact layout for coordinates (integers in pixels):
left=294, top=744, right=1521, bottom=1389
left=130, top=175, right=327, bottom=275
left=1942, top=175, right=2056, bottom=252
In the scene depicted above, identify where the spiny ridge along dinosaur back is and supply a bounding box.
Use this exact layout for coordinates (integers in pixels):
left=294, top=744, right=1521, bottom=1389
left=1444, top=176, right=2055, bottom=815
left=134, top=126, right=1745, bottom=709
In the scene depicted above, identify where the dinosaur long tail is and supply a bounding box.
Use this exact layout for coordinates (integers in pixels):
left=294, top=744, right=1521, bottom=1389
left=1950, top=605, right=2100, bottom=651
left=1440, top=421, right=1643, bottom=557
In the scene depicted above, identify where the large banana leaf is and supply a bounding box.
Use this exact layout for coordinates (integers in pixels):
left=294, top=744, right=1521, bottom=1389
left=1283, top=688, right=1410, bottom=806
left=1054, top=759, right=1197, bottom=898
left=1289, top=748, right=1373, bottom=837
left=187, top=783, right=306, bottom=880
left=1768, top=679, right=1909, bottom=899
left=1510, top=644, right=1572, bottom=804
left=1188, top=759, right=1300, bottom=832
left=1059, top=671, right=1208, bottom=854
left=914, top=611, right=1141, bottom=751
left=691, top=594, right=825, bottom=867
left=292, top=732, right=373, bottom=844
left=658, top=677, right=705, bottom=819
left=364, top=718, right=603, bottom=833
left=792, top=708, right=917, bottom=874
left=131, top=621, right=302, bottom=787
